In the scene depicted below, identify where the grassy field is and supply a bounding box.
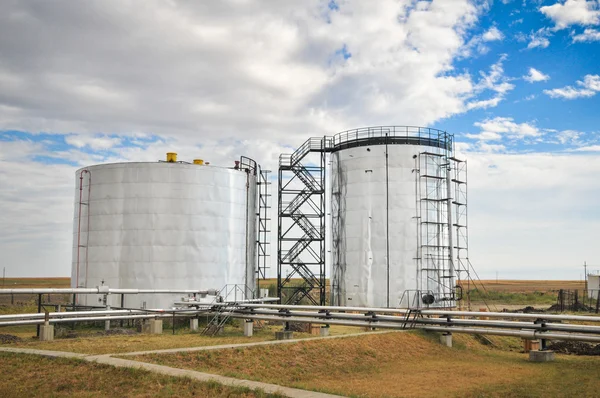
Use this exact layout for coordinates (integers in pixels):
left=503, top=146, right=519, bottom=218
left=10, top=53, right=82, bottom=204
left=131, top=331, right=600, bottom=398
left=458, top=279, right=588, bottom=307
left=0, top=277, right=70, bottom=288
left=2, top=323, right=360, bottom=355
left=462, top=280, right=585, bottom=293
left=0, top=277, right=70, bottom=308
left=0, top=352, right=282, bottom=398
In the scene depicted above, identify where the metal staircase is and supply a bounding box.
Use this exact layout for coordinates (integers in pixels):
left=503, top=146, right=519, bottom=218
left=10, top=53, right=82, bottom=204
left=401, top=309, right=422, bottom=329
left=277, top=137, right=331, bottom=305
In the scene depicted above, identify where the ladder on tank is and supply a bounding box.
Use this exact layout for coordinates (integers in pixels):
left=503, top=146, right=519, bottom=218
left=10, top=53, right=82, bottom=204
left=257, top=168, right=271, bottom=281
left=415, top=151, right=456, bottom=307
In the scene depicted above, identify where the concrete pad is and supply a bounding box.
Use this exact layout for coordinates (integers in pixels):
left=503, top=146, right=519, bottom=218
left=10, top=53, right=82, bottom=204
left=149, top=319, right=163, bottom=334
left=190, top=318, right=199, bottom=332
left=0, top=347, right=86, bottom=359
left=39, top=324, right=54, bottom=341
left=529, top=350, right=555, bottom=362
left=440, top=333, right=452, bottom=348
left=243, top=320, right=253, bottom=337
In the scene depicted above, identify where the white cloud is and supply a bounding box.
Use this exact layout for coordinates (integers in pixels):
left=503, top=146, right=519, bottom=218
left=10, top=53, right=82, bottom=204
left=540, top=0, right=600, bottom=30
left=572, top=27, right=600, bottom=41
left=459, top=26, right=504, bottom=57
left=544, top=74, right=600, bottom=98
left=466, top=55, right=515, bottom=110
left=474, top=117, right=542, bottom=139
left=519, top=26, right=554, bottom=49
left=544, top=86, right=595, bottom=98
left=65, top=134, right=122, bottom=150
left=464, top=131, right=503, bottom=141
left=463, top=150, right=600, bottom=278
left=574, top=145, right=600, bottom=151
left=482, top=26, right=504, bottom=41
left=528, top=36, right=551, bottom=48
left=557, top=129, right=583, bottom=144
left=523, top=67, right=550, bottom=82
left=583, top=74, right=600, bottom=90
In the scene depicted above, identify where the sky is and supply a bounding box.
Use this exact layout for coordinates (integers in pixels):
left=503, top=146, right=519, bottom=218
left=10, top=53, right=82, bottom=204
left=1, top=0, right=600, bottom=280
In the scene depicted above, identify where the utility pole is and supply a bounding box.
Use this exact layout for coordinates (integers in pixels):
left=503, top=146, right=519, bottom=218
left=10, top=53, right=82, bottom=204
left=2, top=267, right=5, bottom=287
left=584, top=261, right=588, bottom=294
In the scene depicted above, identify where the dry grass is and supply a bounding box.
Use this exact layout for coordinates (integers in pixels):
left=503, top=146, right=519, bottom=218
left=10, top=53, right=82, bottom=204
left=0, top=352, right=282, bottom=398
left=131, top=331, right=600, bottom=398
left=8, top=326, right=278, bottom=355
left=461, top=279, right=585, bottom=293
left=3, top=324, right=358, bottom=355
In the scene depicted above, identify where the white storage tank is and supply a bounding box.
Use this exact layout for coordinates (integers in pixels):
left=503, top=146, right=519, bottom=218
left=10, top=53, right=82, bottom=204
left=71, top=155, right=258, bottom=309
left=330, top=127, right=458, bottom=308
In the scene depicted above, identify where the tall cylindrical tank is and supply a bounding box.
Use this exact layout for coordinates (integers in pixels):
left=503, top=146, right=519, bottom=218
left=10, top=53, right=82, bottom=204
left=330, top=127, right=455, bottom=308
left=71, top=160, right=258, bottom=309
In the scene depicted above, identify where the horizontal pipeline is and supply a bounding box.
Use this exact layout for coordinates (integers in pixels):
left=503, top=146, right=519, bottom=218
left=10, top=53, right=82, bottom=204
left=219, top=303, right=600, bottom=323
left=228, top=313, right=600, bottom=343
left=231, top=308, right=600, bottom=335
left=0, top=312, right=205, bottom=327
left=0, top=288, right=219, bottom=295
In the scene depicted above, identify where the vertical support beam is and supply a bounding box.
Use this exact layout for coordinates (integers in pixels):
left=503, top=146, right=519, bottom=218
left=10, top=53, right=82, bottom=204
left=120, top=294, right=125, bottom=328
left=385, top=132, right=390, bottom=308
left=104, top=294, right=110, bottom=331
left=277, top=167, right=283, bottom=302
left=445, top=160, right=454, bottom=286
left=36, top=293, right=42, bottom=337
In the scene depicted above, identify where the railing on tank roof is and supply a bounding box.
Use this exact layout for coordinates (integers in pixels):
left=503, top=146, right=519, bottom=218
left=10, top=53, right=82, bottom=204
left=279, top=125, right=453, bottom=167
left=331, top=125, right=452, bottom=151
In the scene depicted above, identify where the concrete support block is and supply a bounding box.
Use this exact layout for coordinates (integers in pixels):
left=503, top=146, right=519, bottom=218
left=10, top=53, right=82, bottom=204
left=440, top=333, right=453, bottom=348
left=39, top=324, right=54, bottom=341
left=105, top=320, right=110, bottom=331
left=141, top=320, right=151, bottom=334
left=243, top=320, right=253, bottom=337
left=149, top=319, right=163, bottom=334
left=310, top=324, right=321, bottom=335
left=529, top=350, right=555, bottom=362
left=320, top=326, right=330, bottom=337
left=275, top=330, right=294, bottom=340
left=522, top=339, right=540, bottom=353
left=190, top=318, right=199, bottom=332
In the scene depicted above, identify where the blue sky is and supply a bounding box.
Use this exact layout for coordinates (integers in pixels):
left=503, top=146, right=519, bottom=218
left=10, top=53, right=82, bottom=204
left=1, top=0, right=600, bottom=279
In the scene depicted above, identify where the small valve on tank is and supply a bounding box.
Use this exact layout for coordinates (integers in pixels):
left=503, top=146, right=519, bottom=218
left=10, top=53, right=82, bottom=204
left=234, top=160, right=240, bottom=170
left=166, top=152, right=177, bottom=162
